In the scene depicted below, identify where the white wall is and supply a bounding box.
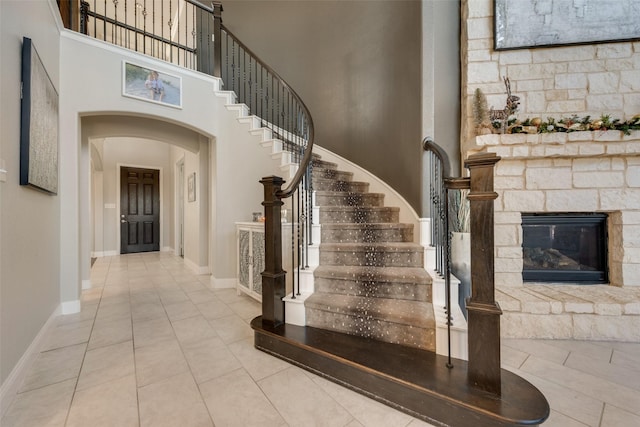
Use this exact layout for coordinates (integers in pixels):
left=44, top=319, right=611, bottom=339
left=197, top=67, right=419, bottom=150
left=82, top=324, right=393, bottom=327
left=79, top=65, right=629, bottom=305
left=59, top=30, right=284, bottom=304
left=0, top=0, right=62, bottom=386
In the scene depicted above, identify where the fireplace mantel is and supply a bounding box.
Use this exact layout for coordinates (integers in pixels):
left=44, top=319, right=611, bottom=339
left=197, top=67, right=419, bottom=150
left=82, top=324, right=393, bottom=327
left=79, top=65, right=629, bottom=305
left=470, top=130, right=640, bottom=161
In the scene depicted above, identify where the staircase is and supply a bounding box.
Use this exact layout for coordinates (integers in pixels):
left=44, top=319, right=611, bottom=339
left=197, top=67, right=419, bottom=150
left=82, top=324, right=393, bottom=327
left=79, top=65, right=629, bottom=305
left=304, top=158, right=435, bottom=351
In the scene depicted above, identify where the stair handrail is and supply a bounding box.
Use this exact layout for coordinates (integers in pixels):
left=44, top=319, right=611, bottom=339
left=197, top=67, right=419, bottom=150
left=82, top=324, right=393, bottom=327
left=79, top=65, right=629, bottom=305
left=423, top=137, right=469, bottom=368
left=219, top=23, right=315, bottom=197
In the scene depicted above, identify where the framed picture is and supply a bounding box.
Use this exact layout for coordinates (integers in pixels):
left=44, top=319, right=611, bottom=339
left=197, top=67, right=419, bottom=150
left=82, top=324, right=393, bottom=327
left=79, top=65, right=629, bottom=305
left=495, top=0, right=640, bottom=50
left=122, top=61, right=182, bottom=108
left=20, top=37, right=59, bottom=194
left=187, top=172, right=196, bottom=202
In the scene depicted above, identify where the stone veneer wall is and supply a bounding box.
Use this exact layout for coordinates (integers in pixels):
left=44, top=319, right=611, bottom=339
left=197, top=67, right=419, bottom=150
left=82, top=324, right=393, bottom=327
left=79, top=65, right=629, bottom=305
left=469, top=131, right=640, bottom=289
left=461, top=0, right=640, bottom=154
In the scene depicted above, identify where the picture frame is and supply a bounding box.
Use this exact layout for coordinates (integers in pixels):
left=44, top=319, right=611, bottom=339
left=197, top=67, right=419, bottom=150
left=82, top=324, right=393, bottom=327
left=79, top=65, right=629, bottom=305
left=187, top=172, right=196, bottom=202
left=122, top=61, right=182, bottom=108
left=20, top=37, right=59, bottom=194
left=494, top=0, right=640, bottom=50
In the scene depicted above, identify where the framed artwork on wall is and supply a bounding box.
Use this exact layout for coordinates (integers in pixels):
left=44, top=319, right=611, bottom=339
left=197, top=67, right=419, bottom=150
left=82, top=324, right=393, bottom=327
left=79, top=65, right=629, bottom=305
left=187, top=172, right=196, bottom=202
left=495, top=0, right=640, bottom=50
left=20, top=37, right=59, bottom=194
left=122, top=61, right=182, bottom=108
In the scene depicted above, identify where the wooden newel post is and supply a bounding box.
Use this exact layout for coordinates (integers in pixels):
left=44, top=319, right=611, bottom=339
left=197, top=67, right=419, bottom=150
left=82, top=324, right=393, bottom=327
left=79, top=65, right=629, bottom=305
left=465, top=152, right=502, bottom=396
left=260, top=176, right=286, bottom=328
left=212, top=1, right=223, bottom=79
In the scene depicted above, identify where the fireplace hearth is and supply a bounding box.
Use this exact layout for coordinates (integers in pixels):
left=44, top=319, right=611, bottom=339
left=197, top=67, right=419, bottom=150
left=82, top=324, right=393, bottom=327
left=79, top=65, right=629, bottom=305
left=521, top=213, right=608, bottom=284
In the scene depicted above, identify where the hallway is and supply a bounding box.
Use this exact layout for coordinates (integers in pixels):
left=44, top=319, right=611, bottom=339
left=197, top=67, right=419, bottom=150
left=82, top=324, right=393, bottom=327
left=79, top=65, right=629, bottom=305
left=2, top=253, right=639, bottom=426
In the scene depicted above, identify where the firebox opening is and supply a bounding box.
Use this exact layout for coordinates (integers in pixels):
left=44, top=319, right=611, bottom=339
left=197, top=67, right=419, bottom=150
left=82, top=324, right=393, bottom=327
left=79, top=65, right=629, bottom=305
left=521, top=213, right=608, bottom=284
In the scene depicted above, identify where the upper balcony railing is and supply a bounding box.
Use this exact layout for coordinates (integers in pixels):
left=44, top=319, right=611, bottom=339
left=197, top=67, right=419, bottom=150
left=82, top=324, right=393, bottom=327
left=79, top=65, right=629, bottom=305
left=78, top=0, right=217, bottom=75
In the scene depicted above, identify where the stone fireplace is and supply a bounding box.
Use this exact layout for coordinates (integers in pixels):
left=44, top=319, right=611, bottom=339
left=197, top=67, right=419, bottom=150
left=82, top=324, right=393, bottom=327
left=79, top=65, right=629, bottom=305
left=468, top=130, right=640, bottom=289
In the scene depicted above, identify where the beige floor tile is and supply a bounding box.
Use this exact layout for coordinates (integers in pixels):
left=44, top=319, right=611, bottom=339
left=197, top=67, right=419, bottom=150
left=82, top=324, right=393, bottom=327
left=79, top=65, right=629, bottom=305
left=134, top=338, right=189, bottom=387
left=131, top=300, right=167, bottom=322
left=19, top=343, right=86, bottom=393
left=66, top=374, right=138, bottom=427
left=182, top=337, right=241, bottom=384
left=1, top=378, right=75, bottom=427
left=610, top=348, right=640, bottom=373
left=171, top=315, right=218, bottom=346
left=208, top=314, right=253, bottom=344
left=94, top=301, right=131, bottom=323
left=503, top=338, right=570, bottom=365
left=158, top=289, right=189, bottom=305
left=406, top=419, right=439, bottom=427
left=164, top=300, right=202, bottom=322
left=76, top=340, right=134, bottom=391
left=180, top=281, right=208, bottom=292
left=512, top=364, right=604, bottom=426
left=541, top=410, right=589, bottom=427
left=520, top=354, right=640, bottom=416
left=200, top=368, right=286, bottom=427
left=545, top=340, right=613, bottom=363
left=132, top=316, right=175, bottom=348
left=213, top=288, right=251, bottom=304
left=307, top=371, right=413, bottom=427
left=565, top=351, right=640, bottom=392
left=40, top=319, right=93, bottom=351
left=258, top=366, right=353, bottom=427
left=227, top=298, right=261, bottom=322
left=187, top=289, right=218, bottom=304
left=227, top=338, right=290, bottom=381
left=88, top=317, right=132, bottom=350
left=196, top=299, right=234, bottom=321
left=601, top=403, right=640, bottom=426
left=138, top=372, right=213, bottom=427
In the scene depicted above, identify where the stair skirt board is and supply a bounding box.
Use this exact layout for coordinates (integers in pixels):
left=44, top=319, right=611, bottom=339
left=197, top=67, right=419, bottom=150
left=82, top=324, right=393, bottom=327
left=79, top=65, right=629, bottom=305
left=252, top=318, right=549, bottom=427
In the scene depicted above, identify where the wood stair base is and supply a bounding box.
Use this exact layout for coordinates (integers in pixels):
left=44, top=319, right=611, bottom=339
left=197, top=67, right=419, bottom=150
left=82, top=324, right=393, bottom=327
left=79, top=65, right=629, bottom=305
left=251, top=316, right=549, bottom=427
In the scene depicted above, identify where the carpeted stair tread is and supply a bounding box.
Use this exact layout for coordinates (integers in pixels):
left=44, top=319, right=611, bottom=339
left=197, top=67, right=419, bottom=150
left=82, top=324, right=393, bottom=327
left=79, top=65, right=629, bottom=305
left=313, top=265, right=431, bottom=301
left=314, top=168, right=353, bottom=181
left=314, top=265, right=431, bottom=285
left=319, top=206, right=400, bottom=224
left=305, top=293, right=434, bottom=327
left=319, top=242, right=424, bottom=268
left=315, top=191, right=385, bottom=207
left=312, top=159, right=338, bottom=170
left=321, top=222, right=414, bottom=243
left=313, top=177, right=370, bottom=193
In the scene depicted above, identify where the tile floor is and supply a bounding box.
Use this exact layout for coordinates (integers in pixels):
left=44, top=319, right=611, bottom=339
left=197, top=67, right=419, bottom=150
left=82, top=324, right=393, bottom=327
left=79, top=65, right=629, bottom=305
left=2, top=252, right=639, bottom=427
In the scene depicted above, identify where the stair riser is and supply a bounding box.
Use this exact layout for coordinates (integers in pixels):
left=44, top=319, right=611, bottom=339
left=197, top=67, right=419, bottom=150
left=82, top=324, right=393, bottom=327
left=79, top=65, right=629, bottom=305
left=315, top=193, right=384, bottom=208
left=319, top=248, right=424, bottom=268
left=314, top=277, right=430, bottom=301
left=313, top=179, right=369, bottom=193
left=319, top=209, right=399, bottom=224
left=305, top=309, right=435, bottom=351
left=321, top=227, right=413, bottom=243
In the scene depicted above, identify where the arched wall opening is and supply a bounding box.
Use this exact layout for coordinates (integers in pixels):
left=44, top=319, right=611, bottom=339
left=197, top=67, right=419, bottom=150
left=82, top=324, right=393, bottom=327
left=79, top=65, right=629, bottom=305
left=80, top=114, right=213, bottom=290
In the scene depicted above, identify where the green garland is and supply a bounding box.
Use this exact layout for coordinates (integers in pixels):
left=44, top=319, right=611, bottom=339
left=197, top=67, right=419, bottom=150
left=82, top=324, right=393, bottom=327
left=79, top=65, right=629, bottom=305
left=498, top=114, right=640, bottom=135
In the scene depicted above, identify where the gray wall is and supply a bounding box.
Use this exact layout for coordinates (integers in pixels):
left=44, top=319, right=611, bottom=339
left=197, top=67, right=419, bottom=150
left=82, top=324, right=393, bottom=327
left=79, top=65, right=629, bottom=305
left=0, top=0, right=61, bottom=384
left=223, top=0, right=424, bottom=211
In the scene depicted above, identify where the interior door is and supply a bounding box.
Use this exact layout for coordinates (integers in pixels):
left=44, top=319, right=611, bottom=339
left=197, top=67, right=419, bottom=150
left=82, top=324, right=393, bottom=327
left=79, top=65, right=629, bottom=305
left=120, top=167, right=160, bottom=254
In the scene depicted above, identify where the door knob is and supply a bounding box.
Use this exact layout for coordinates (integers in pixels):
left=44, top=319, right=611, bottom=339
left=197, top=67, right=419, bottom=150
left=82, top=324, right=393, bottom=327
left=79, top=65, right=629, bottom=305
left=121, top=219, right=127, bottom=223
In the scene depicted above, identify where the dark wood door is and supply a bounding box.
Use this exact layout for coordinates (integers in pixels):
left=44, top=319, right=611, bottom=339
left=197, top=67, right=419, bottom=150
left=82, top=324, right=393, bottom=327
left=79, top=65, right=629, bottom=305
left=120, top=167, right=160, bottom=254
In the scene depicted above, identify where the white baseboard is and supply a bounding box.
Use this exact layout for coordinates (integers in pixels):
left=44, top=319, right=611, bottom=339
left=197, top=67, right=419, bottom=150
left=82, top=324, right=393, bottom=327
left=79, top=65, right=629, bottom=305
left=61, top=300, right=81, bottom=315
left=91, top=250, right=117, bottom=257
left=210, top=277, right=235, bottom=289
left=82, top=279, right=92, bottom=290
left=183, top=258, right=210, bottom=276
left=0, top=305, right=61, bottom=417
left=161, top=246, right=173, bottom=252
